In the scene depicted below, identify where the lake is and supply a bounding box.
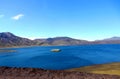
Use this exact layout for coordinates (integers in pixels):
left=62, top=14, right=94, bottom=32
left=0, top=44, right=120, bottom=70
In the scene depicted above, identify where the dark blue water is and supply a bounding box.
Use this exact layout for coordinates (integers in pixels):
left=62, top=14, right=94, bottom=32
left=0, top=44, right=120, bottom=70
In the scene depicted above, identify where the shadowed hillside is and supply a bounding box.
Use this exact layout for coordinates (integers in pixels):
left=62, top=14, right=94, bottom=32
left=0, top=32, right=36, bottom=47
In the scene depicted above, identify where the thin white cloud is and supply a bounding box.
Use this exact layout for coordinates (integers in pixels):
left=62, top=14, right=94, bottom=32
left=0, top=14, right=4, bottom=18
left=12, top=14, right=24, bottom=20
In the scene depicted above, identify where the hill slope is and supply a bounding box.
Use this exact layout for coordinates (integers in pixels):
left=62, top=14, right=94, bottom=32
left=35, top=37, right=89, bottom=46
left=1, top=32, right=120, bottom=47
left=0, top=32, right=89, bottom=47
left=92, top=37, right=120, bottom=44
left=0, top=32, right=36, bottom=47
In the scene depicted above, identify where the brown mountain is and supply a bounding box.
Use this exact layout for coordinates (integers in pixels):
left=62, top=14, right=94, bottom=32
left=0, top=32, right=89, bottom=47
left=0, top=32, right=36, bottom=47
left=91, top=37, right=120, bottom=44
left=1, top=32, right=120, bottom=47
left=35, top=37, right=89, bottom=46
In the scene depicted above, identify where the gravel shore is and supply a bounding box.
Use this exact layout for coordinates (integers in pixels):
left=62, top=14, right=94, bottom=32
left=0, top=67, right=120, bottom=79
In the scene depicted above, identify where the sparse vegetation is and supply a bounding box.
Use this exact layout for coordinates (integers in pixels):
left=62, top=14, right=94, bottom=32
left=68, top=62, right=120, bottom=76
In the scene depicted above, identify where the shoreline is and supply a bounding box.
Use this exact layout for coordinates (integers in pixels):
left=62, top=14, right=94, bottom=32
left=1, top=44, right=120, bottom=49
left=68, top=62, right=120, bottom=76
left=0, top=66, right=120, bottom=79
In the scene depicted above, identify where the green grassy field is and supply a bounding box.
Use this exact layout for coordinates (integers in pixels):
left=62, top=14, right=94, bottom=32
left=68, top=62, right=120, bottom=76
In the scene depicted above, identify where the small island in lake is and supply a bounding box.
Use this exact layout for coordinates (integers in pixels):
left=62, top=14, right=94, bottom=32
left=51, top=49, right=61, bottom=52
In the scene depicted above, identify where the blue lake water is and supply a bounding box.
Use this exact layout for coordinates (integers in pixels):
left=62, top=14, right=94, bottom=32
left=0, top=44, right=120, bottom=70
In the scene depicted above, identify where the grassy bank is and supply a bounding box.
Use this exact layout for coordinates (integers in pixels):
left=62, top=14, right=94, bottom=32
left=68, top=62, right=120, bottom=76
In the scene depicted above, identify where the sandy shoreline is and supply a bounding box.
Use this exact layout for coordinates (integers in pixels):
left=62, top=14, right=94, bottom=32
left=0, top=66, right=120, bottom=79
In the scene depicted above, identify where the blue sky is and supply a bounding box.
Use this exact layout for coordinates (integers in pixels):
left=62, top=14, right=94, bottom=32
left=0, top=0, right=120, bottom=40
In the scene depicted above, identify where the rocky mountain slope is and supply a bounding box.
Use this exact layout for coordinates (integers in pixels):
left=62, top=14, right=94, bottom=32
left=0, top=32, right=89, bottom=47
left=1, top=32, right=120, bottom=47
left=35, top=37, right=89, bottom=46
left=92, top=37, right=120, bottom=44
left=0, top=32, right=36, bottom=47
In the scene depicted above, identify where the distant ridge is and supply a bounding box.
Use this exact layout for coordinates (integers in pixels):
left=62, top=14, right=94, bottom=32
left=103, top=37, right=120, bottom=41
left=37, top=37, right=89, bottom=46
left=92, top=37, right=120, bottom=44
left=0, top=32, right=120, bottom=47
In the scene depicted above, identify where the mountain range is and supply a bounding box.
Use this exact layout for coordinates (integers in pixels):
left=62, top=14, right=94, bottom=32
left=0, top=32, right=120, bottom=47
